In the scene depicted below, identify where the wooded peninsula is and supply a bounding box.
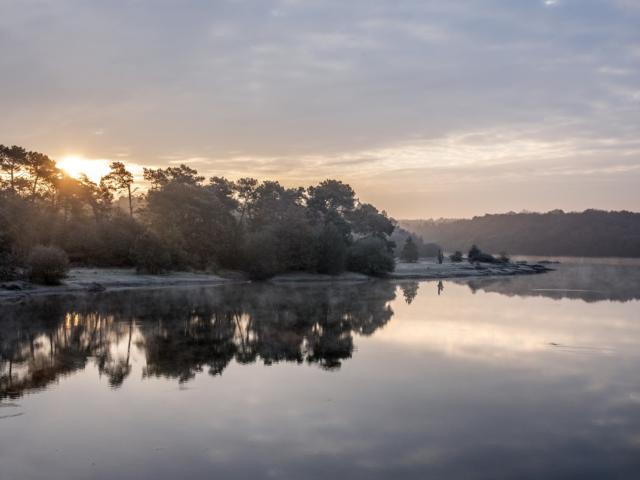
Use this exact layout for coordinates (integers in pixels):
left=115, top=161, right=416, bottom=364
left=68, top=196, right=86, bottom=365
left=0, top=144, right=397, bottom=282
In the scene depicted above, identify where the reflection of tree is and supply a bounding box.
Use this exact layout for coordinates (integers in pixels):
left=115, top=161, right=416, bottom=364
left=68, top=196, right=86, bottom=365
left=1, top=282, right=396, bottom=397
left=0, top=308, right=116, bottom=399
left=400, top=282, right=419, bottom=304
left=460, top=263, right=640, bottom=303
left=97, top=319, right=134, bottom=387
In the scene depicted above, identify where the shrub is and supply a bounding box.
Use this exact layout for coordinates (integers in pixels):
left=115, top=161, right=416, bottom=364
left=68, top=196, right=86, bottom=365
left=131, top=232, right=173, bottom=274
left=27, top=245, right=69, bottom=285
left=468, top=244, right=497, bottom=263
left=348, top=237, right=395, bottom=276
left=449, top=251, right=463, bottom=262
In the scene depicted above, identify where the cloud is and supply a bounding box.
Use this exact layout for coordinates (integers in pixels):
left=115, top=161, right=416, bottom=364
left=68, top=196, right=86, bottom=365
left=0, top=0, right=638, bottom=217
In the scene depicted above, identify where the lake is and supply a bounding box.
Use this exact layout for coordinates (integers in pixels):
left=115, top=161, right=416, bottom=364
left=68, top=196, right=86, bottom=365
left=2, top=258, right=640, bottom=479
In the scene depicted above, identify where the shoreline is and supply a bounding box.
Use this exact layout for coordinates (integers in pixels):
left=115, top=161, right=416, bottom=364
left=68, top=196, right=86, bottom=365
left=388, top=260, right=553, bottom=280
left=0, top=268, right=241, bottom=303
left=0, top=261, right=553, bottom=303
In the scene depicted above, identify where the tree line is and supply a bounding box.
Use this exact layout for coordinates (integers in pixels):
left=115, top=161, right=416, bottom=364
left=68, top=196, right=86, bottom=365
left=0, top=144, right=397, bottom=280
left=401, top=210, right=640, bottom=258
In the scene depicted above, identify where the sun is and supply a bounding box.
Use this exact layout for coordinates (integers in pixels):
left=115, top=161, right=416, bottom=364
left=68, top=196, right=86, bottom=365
left=57, top=155, right=111, bottom=183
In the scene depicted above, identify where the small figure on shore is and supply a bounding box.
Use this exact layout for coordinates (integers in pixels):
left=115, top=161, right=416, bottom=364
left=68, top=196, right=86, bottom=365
left=437, top=280, right=444, bottom=296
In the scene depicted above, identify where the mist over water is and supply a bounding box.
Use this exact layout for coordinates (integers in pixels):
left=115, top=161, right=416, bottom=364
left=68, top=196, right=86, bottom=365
left=1, top=260, right=640, bottom=479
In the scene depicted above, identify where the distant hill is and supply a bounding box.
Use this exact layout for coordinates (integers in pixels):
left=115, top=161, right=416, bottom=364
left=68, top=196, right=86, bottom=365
left=400, top=210, right=640, bottom=258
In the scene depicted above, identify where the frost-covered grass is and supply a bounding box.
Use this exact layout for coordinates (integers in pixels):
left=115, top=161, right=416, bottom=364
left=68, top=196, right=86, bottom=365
left=0, top=268, right=236, bottom=302
left=1, top=261, right=551, bottom=303
left=391, top=259, right=552, bottom=279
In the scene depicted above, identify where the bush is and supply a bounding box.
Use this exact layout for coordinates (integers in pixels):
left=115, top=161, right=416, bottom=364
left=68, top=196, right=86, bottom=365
left=27, top=245, right=69, bottom=285
left=131, top=232, right=173, bottom=274
left=449, top=251, right=463, bottom=262
left=468, top=244, right=497, bottom=263
left=348, top=237, right=395, bottom=276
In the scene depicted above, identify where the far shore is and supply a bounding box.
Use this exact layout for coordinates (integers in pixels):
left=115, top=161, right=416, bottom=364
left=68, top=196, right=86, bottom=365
left=0, top=260, right=553, bottom=303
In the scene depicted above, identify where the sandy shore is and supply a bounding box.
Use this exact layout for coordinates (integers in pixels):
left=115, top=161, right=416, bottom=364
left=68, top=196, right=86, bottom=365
left=0, top=261, right=552, bottom=302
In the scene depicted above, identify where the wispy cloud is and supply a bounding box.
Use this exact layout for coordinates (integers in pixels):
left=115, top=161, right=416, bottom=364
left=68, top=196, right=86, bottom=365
left=0, top=0, right=638, bottom=217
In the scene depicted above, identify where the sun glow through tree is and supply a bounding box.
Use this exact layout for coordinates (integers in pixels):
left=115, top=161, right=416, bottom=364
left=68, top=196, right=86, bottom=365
left=57, top=155, right=111, bottom=183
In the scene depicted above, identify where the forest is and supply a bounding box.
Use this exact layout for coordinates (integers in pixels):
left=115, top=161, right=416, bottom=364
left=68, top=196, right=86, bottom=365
left=0, top=144, right=397, bottom=281
left=402, top=210, right=640, bottom=258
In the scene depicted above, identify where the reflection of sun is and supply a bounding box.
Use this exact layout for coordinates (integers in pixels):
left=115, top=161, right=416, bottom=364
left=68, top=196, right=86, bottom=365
left=57, top=155, right=110, bottom=183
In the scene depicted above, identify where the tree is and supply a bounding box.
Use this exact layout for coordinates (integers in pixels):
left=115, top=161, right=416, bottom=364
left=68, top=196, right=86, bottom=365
left=130, top=231, right=173, bottom=274
left=400, top=236, right=419, bottom=263
left=233, top=177, right=259, bottom=224
left=25, top=151, right=58, bottom=200
left=143, top=180, right=236, bottom=269
left=350, top=203, right=395, bottom=238
left=0, top=211, right=16, bottom=280
left=103, top=162, right=135, bottom=216
left=143, top=164, right=204, bottom=189
left=0, top=145, right=27, bottom=193
left=468, top=244, right=481, bottom=262
left=315, top=223, right=348, bottom=274
left=242, top=229, right=281, bottom=280
left=347, top=237, right=395, bottom=276
left=307, top=179, right=356, bottom=215
left=78, top=174, right=113, bottom=221
left=249, top=181, right=305, bottom=230
left=449, top=251, right=463, bottom=262
left=467, top=244, right=496, bottom=263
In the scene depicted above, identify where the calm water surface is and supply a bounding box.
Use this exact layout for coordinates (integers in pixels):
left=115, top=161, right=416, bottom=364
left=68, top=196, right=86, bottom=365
left=1, top=259, right=640, bottom=479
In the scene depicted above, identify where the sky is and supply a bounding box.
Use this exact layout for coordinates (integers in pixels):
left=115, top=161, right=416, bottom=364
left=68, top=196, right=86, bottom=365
left=1, top=0, right=639, bottom=218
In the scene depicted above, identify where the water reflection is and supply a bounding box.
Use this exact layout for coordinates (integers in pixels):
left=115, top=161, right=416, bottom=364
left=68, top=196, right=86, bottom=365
left=400, top=282, right=419, bottom=304
left=0, top=282, right=395, bottom=399
left=2, top=263, right=640, bottom=479
left=461, top=260, right=640, bottom=302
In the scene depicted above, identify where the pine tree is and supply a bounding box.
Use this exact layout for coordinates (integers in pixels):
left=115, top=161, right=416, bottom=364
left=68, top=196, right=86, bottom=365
left=400, top=236, right=419, bottom=263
